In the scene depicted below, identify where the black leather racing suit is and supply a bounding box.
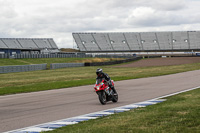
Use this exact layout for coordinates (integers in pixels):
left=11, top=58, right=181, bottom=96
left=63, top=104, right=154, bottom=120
left=96, top=72, right=117, bottom=94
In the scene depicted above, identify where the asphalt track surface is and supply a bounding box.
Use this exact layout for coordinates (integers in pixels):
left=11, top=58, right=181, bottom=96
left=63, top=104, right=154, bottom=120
left=1, top=70, right=200, bottom=132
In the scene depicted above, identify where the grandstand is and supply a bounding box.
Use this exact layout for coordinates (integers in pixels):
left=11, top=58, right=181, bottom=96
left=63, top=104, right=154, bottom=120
left=0, top=38, right=60, bottom=55
left=73, top=31, right=200, bottom=52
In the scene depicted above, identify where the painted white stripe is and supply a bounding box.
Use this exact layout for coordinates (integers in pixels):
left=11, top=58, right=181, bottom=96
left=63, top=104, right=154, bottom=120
left=73, top=116, right=98, bottom=119
left=104, top=108, right=130, bottom=113
left=135, top=101, right=157, bottom=105
left=122, top=104, right=144, bottom=108
left=22, top=127, right=53, bottom=132
left=48, top=121, right=78, bottom=125
left=111, top=108, right=130, bottom=111
left=90, top=111, right=114, bottom=115
left=148, top=99, right=167, bottom=102
left=128, top=104, right=146, bottom=107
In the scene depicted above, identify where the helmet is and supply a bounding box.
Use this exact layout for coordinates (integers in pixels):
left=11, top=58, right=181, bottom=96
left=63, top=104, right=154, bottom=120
left=96, top=68, right=103, bottom=76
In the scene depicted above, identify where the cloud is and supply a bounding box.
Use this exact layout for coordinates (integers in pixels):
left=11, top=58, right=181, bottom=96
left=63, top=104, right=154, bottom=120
left=127, top=7, right=186, bottom=27
left=144, top=0, right=186, bottom=11
left=105, top=0, right=186, bottom=11
left=0, top=0, right=200, bottom=48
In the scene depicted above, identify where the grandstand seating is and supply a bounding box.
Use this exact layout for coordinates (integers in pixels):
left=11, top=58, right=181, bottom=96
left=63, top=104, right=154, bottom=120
left=33, top=39, right=53, bottom=48
left=140, top=32, right=160, bottom=50
left=78, top=33, right=100, bottom=51
left=108, top=33, right=130, bottom=51
left=0, top=38, right=58, bottom=49
left=189, top=31, right=200, bottom=49
left=92, top=33, right=114, bottom=51
left=0, top=40, right=8, bottom=48
left=73, top=31, right=200, bottom=52
left=156, top=32, right=172, bottom=50
left=124, top=33, right=142, bottom=50
left=17, top=39, right=38, bottom=49
left=172, top=31, right=189, bottom=50
left=0, top=38, right=59, bottom=54
left=73, top=33, right=87, bottom=51
left=1, top=39, right=22, bottom=49
left=48, top=39, right=59, bottom=49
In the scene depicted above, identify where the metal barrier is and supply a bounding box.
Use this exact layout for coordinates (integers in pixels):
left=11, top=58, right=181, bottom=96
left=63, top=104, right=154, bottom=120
left=0, top=54, right=136, bottom=73
left=0, top=53, right=90, bottom=59
left=50, top=63, right=84, bottom=69
left=0, top=54, right=9, bottom=58
left=0, top=64, right=47, bottom=74
left=14, top=54, right=91, bottom=59
left=0, top=53, right=133, bottom=59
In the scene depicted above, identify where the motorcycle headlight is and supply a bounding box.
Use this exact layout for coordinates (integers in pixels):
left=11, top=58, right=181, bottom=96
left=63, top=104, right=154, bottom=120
left=97, top=86, right=100, bottom=90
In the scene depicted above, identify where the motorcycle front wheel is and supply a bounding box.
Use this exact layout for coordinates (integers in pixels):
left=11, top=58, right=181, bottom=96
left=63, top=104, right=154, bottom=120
left=98, top=91, right=107, bottom=105
left=112, top=93, right=118, bottom=103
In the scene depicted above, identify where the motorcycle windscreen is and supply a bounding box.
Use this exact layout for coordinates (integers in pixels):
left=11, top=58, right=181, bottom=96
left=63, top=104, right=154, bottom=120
left=96, top=78, right=103, bottom=84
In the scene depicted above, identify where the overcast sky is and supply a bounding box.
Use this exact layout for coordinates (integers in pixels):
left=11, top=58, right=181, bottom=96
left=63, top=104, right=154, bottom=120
left=0, top=0, right=200, bottom=48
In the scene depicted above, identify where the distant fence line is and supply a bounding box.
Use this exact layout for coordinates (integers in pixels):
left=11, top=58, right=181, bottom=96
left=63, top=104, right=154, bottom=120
left=0, top=64, right=47, bottom=74
left=0, top=53, right=90, bottom=59
left=50, top=57, right=142, bottom=69
left=0, top=57, right=140, bottom=74
left=0, top=53, right=134, bottom=59
left=50, top=63, right=84, bottom=69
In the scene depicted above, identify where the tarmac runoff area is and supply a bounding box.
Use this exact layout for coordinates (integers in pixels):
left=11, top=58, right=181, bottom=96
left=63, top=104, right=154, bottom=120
left=1, top=69, right=200, bottom=132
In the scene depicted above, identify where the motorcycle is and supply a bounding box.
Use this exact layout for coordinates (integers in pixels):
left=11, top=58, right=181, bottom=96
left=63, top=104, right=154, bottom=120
left=94, top=78, right=118, bottom=105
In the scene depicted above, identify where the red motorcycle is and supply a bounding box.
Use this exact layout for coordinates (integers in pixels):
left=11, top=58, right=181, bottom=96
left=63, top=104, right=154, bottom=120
left=94, top=78, right=118, bottom=105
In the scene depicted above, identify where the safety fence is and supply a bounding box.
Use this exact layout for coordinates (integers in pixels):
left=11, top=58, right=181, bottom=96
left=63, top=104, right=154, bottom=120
left=0, top=53, right=90, bottom=59
left=50, top=63, right=84, bottom=69
left=0, top=64, right=47, bottom=74
left=0, top=53, right=134, bottom=59
left=0, top=54, right=9, bottom=58
left=0, top=57, right=140, bottom=73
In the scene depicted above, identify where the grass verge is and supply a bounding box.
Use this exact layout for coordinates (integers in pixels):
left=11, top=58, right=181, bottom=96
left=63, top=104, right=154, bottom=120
left=44, top=88, right=200, bottom=133
left=0, top=58, right=122, bottom=68
left=1, top=63, right=200, bottom=95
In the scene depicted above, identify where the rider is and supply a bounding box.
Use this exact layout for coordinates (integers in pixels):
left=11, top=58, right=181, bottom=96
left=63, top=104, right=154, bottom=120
left=96, top=68, right=117, bottom=94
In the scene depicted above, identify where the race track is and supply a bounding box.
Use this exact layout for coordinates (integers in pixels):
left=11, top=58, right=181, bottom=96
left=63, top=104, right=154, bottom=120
left=1, top=69, right=200, bottom=132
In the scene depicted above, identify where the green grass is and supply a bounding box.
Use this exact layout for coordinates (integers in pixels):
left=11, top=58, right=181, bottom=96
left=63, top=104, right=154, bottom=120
left=1, top=62, right=200, bottom=95
left=44, top=88, right=200, bottom=133
left=0, top=58, right=122, bottom=68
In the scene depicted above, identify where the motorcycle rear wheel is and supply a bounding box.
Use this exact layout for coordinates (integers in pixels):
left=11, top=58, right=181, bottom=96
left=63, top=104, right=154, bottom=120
left=98, top=91, right=107, bottom=105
